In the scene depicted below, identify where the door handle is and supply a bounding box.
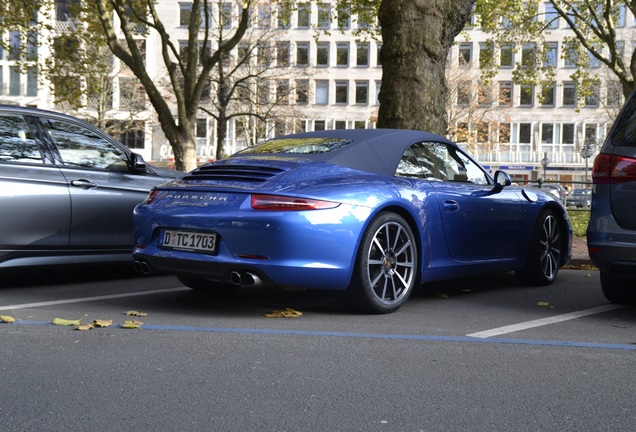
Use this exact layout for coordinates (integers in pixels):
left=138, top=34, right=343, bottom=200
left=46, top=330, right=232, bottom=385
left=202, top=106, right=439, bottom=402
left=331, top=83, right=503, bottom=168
left=71, top=179, right=98, bottom=189
left=442, top=200, right=459, bottom=211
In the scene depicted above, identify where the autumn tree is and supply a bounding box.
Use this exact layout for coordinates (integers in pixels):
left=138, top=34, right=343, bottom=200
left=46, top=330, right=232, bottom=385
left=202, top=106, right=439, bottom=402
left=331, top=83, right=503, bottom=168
left=476, top=0, right=636, bottom=103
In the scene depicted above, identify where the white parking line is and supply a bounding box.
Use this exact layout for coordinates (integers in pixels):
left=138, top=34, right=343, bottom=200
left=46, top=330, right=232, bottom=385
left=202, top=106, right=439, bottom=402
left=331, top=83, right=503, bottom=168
left=0, top=287, right=189, bottom=311
left=466, top=304, right=627, bottom=338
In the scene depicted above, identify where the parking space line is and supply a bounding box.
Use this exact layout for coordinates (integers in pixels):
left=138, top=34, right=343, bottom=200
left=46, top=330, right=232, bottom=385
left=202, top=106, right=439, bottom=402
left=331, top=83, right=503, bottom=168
left=466, top=304, right=627, bottom=338
left=0, top=287, right=189, bottom=311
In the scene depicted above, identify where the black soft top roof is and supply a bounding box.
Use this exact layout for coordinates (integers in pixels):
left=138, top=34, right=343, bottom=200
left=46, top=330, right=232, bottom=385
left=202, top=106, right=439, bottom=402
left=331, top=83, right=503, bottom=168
left=232, top=129, right=454, bottom=177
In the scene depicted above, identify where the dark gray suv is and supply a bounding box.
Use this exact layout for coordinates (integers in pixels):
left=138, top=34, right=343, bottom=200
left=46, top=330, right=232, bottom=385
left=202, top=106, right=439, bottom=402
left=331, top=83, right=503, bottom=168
left=587, top=91, right=636, bottom=303
left=0, top=105, right=179, bottom=269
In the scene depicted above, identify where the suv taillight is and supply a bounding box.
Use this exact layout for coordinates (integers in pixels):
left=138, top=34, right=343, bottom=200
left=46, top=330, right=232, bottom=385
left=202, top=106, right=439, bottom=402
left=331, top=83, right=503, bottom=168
left=592, top=154, right=636, bottom=184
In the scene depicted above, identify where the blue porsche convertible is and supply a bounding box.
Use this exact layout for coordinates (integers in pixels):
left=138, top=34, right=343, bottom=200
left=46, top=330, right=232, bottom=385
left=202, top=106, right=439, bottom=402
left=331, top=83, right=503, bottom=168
left=132, top=129, right=572, bottom=313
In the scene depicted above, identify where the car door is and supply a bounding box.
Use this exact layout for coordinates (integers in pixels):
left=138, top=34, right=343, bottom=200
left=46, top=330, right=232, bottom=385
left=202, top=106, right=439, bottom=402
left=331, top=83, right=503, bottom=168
left=409, top=141, right=526, bottom=262
left=35, top=115, right=164, bottom=249
left=0, top=113, right=71, bottom=257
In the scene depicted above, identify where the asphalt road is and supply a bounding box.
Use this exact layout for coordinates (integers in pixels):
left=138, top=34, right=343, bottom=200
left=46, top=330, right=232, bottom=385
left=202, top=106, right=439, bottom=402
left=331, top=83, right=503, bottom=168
left=1, top=266, right=635, bottom=432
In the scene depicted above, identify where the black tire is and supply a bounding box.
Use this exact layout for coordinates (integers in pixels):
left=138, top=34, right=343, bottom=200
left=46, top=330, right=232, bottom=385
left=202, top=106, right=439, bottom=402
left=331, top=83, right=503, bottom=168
left=515, top=209, right=562, bottom=286
left=177, top=276, right=238, bottom=293
left=600, top=271, right=636, bottom=304
left=345, top=212, right=418, bottom=314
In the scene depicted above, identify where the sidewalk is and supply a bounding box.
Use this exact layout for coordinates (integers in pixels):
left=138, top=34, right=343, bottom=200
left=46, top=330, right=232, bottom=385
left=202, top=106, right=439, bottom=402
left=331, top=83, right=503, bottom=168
left=569, top=236, right=593, bottom=267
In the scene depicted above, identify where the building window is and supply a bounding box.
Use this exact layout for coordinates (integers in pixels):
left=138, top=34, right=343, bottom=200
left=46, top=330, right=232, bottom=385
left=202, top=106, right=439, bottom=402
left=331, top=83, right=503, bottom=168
left=563, top=82, right=576, bottom=106
left=335, top=120, right=346, bottom=129
left=336, top=42, right=349, bottom=66
left=335, top=81, right=348, bottom=104
left=562, top=123, right=575, bottom=144
left=26, top=67, right=38, bottom=96
left=179, top=3, right=193, bottom=27
left=277, top=41, right=290, bottom=66
left=376, top=43, right=382, bottom=66
left=314, top=120, right=326, bottom=131
left=479, top=42, right=493, bottom=68
left=499, top=81, right=513, bottom=106
left=354, top=121, right=366, bottom=129
left=459, top=43, right=472, bottom=66
left=317, top=3, right=331, bottom=29
left=500, top=44, right=514, bottom=67
left=317, top=42, right=329, bottom=66
left=519, top=85, right=534, bottom=106
left=337, top=5, right=350, bottom=28
left=9, top=66, right=21, bottom=96
left=375, top=81, right=381, bottom=105
left=519, top=123, right=532, bottom=144
left=296, top=42, right=309, bottom=66
left=607, top=81, right=623, bottom=107
left=478, top=82, right=492, bottom=106
left=457, top=82, right=471, bottom=106
left=584, top=124, right=598, bottom=145
left=315, top=80, right=328, bottom=105
left=356, top=42, right=369, bottom=67
left=585, top=82, right=600, bottom=107
left=543, top=42, right=557, bottom=67
left=521, top=43, right=536, bottom=69
left=297, top=2, right=310, bottom=28
left=355, top=81, right=368, bottom=105
left=276, top=80, right=289, bottom=104
left=544, top=3, right=559, bottom=28
left=219, top=3, right=232, bottom=28
left=540, top=82, right=555, bottom=106
left=541, top=123, right=554, bottom=143
left=257, top=3, right=271, bottom=28
left=277, top=4, right=291, bottom=29
left=296, top=79, right=309, bottom=104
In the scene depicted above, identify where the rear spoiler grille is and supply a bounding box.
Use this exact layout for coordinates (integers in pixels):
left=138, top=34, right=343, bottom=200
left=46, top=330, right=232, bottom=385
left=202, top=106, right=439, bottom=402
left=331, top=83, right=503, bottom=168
left=182, top=165, right=286, bottom=183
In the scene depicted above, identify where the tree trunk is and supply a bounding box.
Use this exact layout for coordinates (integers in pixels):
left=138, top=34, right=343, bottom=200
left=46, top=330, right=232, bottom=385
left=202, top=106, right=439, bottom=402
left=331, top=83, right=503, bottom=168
left=173, top=129, right=198, bottom=172
left=378, top=0, right=475, bottom=135
left=216, top=110, right=228, bottom=160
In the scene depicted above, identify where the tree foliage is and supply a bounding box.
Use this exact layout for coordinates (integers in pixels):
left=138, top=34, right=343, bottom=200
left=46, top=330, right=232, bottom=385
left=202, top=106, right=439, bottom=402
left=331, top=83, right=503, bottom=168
left=476, top=0, right=636, bottom=101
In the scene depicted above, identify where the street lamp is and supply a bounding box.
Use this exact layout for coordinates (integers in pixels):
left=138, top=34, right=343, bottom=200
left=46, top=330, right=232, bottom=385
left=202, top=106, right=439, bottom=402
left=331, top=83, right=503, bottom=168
left=541, top=151, right=550, bottom=185
left=581, top=138, right=596, bottom=186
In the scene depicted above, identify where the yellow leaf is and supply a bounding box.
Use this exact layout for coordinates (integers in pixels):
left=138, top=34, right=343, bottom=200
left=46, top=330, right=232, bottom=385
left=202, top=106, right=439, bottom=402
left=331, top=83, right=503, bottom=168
left=75, top=324, right=94, bottom=331
left=93, top=319, right=113, bottom=328
left=122, top=320, right=143, bottom=329
left=0, top=315, right=16, bottom=323
left=264, top=308, right=303, bottom=318
left=537, top=301, right=551, bottom=307
left=52, top=317, right=83, bottom=326
left=125, top=310, right=148, bottom=317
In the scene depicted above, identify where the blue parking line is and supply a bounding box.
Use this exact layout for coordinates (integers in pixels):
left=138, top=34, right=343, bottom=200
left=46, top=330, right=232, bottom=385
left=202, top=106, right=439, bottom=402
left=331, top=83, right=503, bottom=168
left=7, top=320, right=636, bottom=351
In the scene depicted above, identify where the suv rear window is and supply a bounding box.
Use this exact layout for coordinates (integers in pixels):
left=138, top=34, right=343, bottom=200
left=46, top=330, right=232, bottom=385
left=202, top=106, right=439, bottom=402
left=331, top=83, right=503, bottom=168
left=611, top=94, right=636, bottom=147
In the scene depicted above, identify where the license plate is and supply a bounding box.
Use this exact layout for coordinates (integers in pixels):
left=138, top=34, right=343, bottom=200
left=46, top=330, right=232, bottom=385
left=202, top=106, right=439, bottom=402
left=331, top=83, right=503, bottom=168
left=161, top=229, right=217, bottom=254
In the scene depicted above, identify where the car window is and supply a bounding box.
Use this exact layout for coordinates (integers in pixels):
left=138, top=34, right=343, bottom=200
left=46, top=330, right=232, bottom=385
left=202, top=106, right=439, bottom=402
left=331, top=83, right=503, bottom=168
left=611, top=94, right=636, bottom=147
left=40, top=118, right=129, bottom=171
left=397, top=142, right=489, bottom=185
left=0, top=114, right=43, bottom=164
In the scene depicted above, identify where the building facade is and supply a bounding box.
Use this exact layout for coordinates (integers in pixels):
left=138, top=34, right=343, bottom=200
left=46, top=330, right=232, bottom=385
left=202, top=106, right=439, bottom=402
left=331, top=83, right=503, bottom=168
left=0, top=1, right=628, bottom=185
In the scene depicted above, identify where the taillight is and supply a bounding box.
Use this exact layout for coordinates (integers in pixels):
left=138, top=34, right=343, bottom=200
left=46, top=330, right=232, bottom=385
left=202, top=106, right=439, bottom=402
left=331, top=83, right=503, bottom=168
left=250, top=194, right=340, bottom=210
left=592, top=154, right=636, bottom=184
left=143, top=190, right=160, bottom=204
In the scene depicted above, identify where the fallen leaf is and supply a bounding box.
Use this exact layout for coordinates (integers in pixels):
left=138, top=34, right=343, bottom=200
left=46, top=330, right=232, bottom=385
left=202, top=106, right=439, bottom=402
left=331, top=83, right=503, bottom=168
left=75, top=324, right=94, bottom=331
left=122, top=320, right=143, bottom=329
left=125, top=310, right=148, bottom=317
left=537, top=301, right=554, bottom=308
left=93, top=319, right=113, bottom=328
left=0, top=315, right=16, bottom=323
left=52, top=317, right=83, bottom=326
left=264, top=308, right=303, bottom=318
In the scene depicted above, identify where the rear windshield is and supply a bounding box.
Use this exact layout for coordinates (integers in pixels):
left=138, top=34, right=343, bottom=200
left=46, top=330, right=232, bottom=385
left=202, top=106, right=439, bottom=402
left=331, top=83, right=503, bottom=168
left=236, top=137, right=352, bottom=155
left=611, top=94, right=636, bottom=147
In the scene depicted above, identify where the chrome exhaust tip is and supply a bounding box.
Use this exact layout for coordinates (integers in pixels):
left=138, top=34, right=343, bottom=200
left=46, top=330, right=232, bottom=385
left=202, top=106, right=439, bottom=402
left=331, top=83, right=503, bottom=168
left=230, top=271, right=242, bottom=286
left=244, top=272, right=262, bottom=286
left=133, top=260, right=152, bottom=275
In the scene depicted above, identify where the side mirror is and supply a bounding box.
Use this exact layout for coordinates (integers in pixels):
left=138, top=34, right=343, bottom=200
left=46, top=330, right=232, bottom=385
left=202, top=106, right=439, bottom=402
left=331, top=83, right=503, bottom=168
left=493, top=170, right=512, bottom=192
left=130, top=153, right=147, bottom=173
